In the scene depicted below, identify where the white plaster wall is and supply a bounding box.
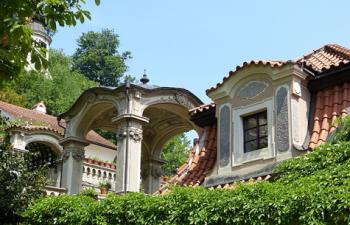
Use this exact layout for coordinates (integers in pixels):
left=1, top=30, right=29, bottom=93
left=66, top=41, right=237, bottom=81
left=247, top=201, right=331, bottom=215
left=206, top=65, right=310, bottom=181
left=84, top=144, right=117, bottom=162
left=291, top=84, right=310, bottom=147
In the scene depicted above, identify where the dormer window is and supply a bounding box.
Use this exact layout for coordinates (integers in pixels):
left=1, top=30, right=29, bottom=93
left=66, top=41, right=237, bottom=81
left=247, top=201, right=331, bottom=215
left=243, top=111, right=268, bottom=153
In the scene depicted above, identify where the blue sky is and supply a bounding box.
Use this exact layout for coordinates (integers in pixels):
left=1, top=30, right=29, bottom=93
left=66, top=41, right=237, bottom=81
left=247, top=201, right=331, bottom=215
left=52, top=0, right=350, bottom=103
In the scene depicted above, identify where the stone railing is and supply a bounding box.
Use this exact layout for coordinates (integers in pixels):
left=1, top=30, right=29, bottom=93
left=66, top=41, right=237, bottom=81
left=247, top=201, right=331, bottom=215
left=82, top=158, right=116, bottom=192
left=44, top=185, right=67, bottom=196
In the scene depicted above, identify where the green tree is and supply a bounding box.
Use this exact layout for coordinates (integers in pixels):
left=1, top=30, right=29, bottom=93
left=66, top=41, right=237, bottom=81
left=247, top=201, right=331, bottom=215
left=0, top=0, right=100, bottom=80
left=162, top=134, right=192, bottom=177
left=3, top=49, right=96, bottom=115
left=0, top=133, right=48, bottom=224
left=72, top=29, right=131, bottom=87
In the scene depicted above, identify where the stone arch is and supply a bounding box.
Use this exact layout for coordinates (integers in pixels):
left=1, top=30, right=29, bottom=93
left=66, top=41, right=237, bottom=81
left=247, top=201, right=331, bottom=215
left=25, top=134, right=63, bottom=157
left=59, top=84, right=203, bottom=194
left=60, top=87, right=124, bottom=139
left=25, top=141, right=62, bottom=187
left=142, top=102, right=200, bottom=158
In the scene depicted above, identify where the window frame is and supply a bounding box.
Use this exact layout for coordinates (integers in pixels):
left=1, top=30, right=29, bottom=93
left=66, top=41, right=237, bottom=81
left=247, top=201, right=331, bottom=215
left=243, top=110, right=268, bottom=153
left=232, top=98, right=274, bottom=165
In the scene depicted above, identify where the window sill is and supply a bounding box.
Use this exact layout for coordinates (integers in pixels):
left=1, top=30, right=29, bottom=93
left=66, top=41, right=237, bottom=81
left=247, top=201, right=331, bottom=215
left=232, top=156, right=275, bottom=168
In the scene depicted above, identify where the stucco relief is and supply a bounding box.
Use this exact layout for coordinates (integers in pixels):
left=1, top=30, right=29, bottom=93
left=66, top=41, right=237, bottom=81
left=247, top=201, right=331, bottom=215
left=219, top=105, right=230, bottom=167
left=145, top=94, right=195, bottom=109
left=237, top=81, right=269, bottom=100
left=275, top=87, right=289, bottom=152
left=116, top=127, right=143, bottom=142
left=63, top=148, right=85, bottom=161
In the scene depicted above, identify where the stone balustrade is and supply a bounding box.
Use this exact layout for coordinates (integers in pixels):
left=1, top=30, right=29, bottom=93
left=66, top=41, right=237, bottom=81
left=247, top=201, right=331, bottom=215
left=82, top=158, right=117, bottom=192
left=44, top=185, right=67, bottom=196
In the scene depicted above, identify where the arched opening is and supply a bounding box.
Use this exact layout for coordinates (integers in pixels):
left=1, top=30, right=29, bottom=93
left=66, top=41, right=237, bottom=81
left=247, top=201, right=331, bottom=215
left=25, top=142, right=60, bottom=186
left=161, top=130, right=197, bottom=177
left=140, top=103, right=200, bottom=193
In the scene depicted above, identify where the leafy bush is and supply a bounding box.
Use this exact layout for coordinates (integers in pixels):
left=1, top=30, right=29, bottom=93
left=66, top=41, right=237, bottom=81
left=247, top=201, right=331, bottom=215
left=99, top=180, right=111, bottom=189
left=79, top=188, right=98, bottom=199
left=22, top=195, right=97, bottom=225
left=23, top=118, right=350, bottom=224
left=0, top=135, right=48, bottom=224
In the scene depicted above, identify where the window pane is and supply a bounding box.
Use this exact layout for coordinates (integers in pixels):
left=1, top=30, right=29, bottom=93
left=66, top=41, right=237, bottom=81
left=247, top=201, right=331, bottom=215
left=245, top=140, right=257, bottom=152
left=245, top=128, right=257, bottom=141
left=259, top=125, right=268, bottom=137
left=258, top=112, right=267, bottom=125
left=244, top=117, right=257, bottom=129
left=259, top=137, right=268, bottom=148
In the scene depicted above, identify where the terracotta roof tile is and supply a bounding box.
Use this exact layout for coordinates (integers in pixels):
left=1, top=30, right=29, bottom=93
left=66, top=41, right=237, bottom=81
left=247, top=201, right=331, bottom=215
left=298, top=44, right=350, bottom=74
left=157, top=123, right=217, bottom=194
left=0, top=101, right=115, bottom=149
left=206, top=60, right=292, bottom=94
left=7, top=125, right=63, bottom=136
left=207, top=44, right=350, bottom=94
left=189, top=103, right=216, bottom=116
left=309, top=83, right=350, bottom=149
left=208, top=174, right=273, bottom=190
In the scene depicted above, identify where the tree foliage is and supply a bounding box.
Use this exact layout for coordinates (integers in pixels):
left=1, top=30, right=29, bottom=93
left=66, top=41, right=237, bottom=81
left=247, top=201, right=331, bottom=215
left=0, top=133, right=48, bottom=224
left=24, top=117, right=350, bottom=224
left=1, top=49, right=96, bottom=115
left=72, top=29, right=131, bottom=87
left=0, top=0, right=99, bottom=79
left=162, top=134, right=192, bottom=177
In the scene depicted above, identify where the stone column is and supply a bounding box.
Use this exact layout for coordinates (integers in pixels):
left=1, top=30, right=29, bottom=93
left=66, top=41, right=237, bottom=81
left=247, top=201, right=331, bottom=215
left=59, top=137, right=89, bottom=195
left=113, top=114, right=149, bottom=193
left=142, top=158, right=165, bottom=194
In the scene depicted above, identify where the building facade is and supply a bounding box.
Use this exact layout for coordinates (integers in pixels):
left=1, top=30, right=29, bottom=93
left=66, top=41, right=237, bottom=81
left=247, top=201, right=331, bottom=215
left=0, top=101, right=117, bottom=195
left=4, top=43, right=350, bottom=195
left=159, top=44, right=350, bottom=192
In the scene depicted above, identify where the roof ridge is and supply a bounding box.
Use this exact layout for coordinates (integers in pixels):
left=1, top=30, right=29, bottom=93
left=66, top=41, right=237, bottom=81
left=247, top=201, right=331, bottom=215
left=296, top=45, right=327, bottom=63
left=0, top=100, right=58, bottom=120
left=206, top=60, right=293, bottom=94
left=325, top=44, right=350, bottom=59
left=0, top=100, right=116, bottom=148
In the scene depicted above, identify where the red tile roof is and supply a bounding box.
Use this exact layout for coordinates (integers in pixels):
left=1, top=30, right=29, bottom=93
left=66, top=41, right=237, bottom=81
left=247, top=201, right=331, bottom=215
left=298, top=44, right=350, bottom=74
left=157, top=123, right=217, bottom=194
left=0, top=101, right=115, bottom=149
left=189, top=103, right=216, bottom=116
left=7, top=125, right=63, bottom=136
left=207, top=44, right=350, bottom=94
left=309, top=83, right=350, bottom=149
left=206, top=60, right=292, bottom=94
left=208, top=175, right=272, bottom=190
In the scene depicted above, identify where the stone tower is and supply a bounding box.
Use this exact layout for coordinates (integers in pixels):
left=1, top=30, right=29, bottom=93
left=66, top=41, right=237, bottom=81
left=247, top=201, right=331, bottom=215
left=26, top=18, right=52, bottom=71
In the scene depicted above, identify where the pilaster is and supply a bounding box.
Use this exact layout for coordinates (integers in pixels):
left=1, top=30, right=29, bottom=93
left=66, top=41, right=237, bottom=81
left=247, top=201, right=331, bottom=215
left=59, top=137, right=89, bottom=195
left=113, top=114, right=149, bottom=193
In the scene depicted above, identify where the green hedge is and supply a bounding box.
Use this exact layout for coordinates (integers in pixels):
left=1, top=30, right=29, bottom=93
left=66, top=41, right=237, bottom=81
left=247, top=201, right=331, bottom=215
left=23, top=119, right=350, bottom=225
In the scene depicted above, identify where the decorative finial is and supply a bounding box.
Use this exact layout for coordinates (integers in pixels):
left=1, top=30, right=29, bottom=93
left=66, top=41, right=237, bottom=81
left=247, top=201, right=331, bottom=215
left=140, top=69, right=150, bottom=85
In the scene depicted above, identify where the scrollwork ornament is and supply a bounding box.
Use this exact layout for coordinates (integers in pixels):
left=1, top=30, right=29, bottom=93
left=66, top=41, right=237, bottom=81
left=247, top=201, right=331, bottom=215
left=72, top=149, right=85, bottom=161
left=62, top=148, right=85, bottom=162
left=116, top=127, right=143, bottom=142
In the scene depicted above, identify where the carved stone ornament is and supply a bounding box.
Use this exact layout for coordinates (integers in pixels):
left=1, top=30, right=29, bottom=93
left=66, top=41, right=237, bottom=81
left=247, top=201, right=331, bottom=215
left=219, top=105, right=230, bottom=167
left=275, top=87, right=290, bottom=152
left=238, top=81, right=269, bottom=100
left=148, top=94, right=194, bottom=109
left=116, top=127, right=143, bottom=142
left=86, top=92, right=97, bottom=104
left=62, top=148, right=85, bottom=161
